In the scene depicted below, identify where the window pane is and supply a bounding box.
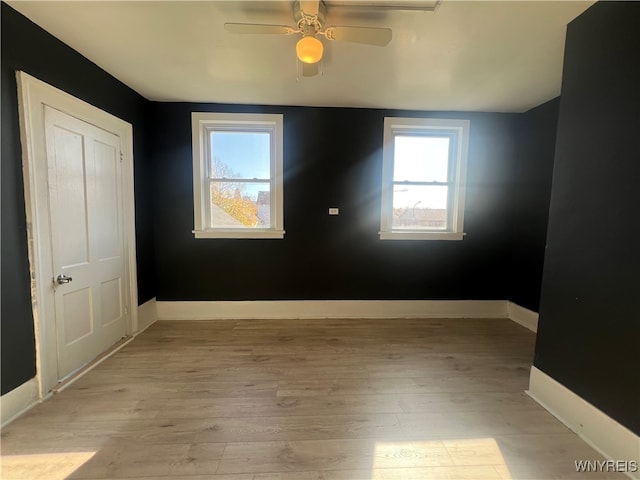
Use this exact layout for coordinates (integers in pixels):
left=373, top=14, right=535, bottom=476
left=392, top=185, right=448, bottom=230
left=393, top=136, right=450, bottom=183
left=210, top=132, right=271, bottom=179
left=210, top=182, right=271, bottom=228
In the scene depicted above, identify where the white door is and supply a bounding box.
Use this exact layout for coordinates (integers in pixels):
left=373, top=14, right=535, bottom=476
left=44, top=106, right=128, bottom=379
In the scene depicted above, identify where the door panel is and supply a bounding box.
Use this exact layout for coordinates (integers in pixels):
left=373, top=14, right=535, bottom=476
left=51, top=126, right=90, bottom=267
left=100, top=278, right=122, bottom=326
left=45, top=106, right=127, bottom=379
left=93, top=140, right=121, bottom=260
left=61, top=287, right=93, bottom=345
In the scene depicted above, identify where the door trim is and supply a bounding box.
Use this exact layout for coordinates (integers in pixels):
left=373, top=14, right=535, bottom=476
left=16, top=71, right=138, bottom=397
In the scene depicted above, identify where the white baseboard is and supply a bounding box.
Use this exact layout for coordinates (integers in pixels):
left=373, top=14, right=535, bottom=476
left=156, top=300, right=537, bottom=331
left=1, top=378, right=40, bottom=427
left=527, top=366, right=640, bottom=480
left=157, top=300, right=508, bottom=321
left=137, top=297, right=157, bottom=332
left=507, top=301, right=538, bottom=332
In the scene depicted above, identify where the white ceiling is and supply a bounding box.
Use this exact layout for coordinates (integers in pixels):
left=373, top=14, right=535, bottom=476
left=8, top=0, right=593, bottom=112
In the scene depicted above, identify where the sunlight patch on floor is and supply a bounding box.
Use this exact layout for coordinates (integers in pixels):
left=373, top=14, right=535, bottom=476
left=0, top=451, right=96, bottom=480
left=372, top=438, right=512, bottom=479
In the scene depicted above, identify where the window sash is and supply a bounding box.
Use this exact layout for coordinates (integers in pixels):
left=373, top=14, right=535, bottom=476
left=208, top=127, right=273, bottom=180
left=392, top=180, right=450, bottom=186
left=205, top=126, right=276, bottom=230
left=209, top=178, right=271, bottom=183
left=389, top=131, right=457, bottom=233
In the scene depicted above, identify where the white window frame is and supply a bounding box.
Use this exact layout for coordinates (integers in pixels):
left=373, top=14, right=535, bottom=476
left=380, top=117, right=470, bottom=241
left=192, top=112, right=285, bottom=239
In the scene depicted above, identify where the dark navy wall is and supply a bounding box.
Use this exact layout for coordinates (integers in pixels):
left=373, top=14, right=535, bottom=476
left=535, top=2, right=640, bottom=435
left=150, top=102, right=520, bottom=301
left=1, top=3, right=156, bottom=395
left=509, top=98, right=560, bottom=311
left=1, top=60, right=36, bottom=397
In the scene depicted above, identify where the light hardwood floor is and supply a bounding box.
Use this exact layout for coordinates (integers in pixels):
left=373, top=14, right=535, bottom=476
left=1, top=318, right=625, bottom=479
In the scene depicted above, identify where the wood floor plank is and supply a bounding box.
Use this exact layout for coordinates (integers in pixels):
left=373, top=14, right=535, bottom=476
left=62, top=379, right=279, bottom=399
left=138, top=393, right=407, bottom=418
left=276, top=373, right=529, bottom=397
left=66, top=442, right=226, bottom=479
left=397, top=410, right=571, bottom=437
left=251, top=466, right=509, bottom=479
left=103, top=476, right=253, bottom=480
left=131, top=414, right=405, bottom=444
left=1, top=318, right=626, bottom=480
left=216, top=439, right=453, bottom=474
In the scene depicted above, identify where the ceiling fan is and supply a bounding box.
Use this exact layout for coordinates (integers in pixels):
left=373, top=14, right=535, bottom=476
left=224, top=0, right=393, bottom=77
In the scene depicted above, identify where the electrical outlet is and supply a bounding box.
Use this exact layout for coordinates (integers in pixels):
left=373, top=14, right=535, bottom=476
left=329, top=208, right=339, bottom=215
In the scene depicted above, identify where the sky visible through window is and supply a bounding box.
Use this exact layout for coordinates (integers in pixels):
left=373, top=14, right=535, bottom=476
left=393, top=135, right=450, bottom=211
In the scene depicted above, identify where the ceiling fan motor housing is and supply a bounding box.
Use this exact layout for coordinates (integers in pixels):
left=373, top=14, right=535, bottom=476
left=294, top=0, right=327, bottom=33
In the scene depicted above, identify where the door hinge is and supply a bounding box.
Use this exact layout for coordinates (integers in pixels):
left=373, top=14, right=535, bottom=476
left=120, top=150, right=124, bottom=163
left=124, top=306, right=129, bottom=316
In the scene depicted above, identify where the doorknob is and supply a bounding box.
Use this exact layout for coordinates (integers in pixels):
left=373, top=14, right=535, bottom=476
left=56, top=274, right=73, bottom=285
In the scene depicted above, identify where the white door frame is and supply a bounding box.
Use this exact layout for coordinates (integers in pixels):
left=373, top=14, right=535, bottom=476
left=16, top=71, right=139, bottom=397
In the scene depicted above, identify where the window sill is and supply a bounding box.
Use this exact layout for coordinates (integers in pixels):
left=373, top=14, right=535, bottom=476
left=379, top=231, right=465, bottom=241
left=193, top=229, right=285, bottom=239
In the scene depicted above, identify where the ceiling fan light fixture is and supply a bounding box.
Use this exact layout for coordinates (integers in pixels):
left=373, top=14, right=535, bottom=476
left=296, top=35, right=323, bottom=64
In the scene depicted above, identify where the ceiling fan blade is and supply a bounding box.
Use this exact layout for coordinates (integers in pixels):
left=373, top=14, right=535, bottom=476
left=300, top=0, right=320, bottom=16
left=224, top=23, right=296, bottom=35
left=325, top=26, right=392, bottom=46
left=302, top=62, right=319, bottom=77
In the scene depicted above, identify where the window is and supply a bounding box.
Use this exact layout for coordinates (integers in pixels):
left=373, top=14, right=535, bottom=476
left=380, top=117, right=470, bottom=240
left=192, top=112, right=284, bottom=239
